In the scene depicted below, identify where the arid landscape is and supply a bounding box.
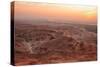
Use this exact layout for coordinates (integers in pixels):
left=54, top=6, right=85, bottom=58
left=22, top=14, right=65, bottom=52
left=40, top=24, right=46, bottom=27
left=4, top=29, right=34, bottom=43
left=14, top=21, right=97, bottom=65
left=12, top=1, right=97, bottom=66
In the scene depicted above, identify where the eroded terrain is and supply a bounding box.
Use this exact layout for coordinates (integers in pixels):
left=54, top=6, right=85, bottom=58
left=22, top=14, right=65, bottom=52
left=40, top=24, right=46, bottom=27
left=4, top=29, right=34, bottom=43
left=14, top=23, right=97, bottom=65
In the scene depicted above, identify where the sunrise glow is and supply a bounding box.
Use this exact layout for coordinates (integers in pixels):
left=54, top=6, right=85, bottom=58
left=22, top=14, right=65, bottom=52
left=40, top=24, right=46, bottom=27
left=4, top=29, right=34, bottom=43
left=14, top=1, right=97, bottom=25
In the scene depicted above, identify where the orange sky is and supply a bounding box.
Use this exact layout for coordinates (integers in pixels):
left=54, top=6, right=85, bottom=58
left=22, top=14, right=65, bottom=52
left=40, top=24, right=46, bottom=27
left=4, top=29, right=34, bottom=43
left=14, top=1, right=97, bottom=25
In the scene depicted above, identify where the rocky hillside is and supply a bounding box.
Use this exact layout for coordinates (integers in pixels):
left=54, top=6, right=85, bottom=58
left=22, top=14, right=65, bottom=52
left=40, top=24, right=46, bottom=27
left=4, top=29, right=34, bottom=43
left=14, top=23, right=97, bottom=65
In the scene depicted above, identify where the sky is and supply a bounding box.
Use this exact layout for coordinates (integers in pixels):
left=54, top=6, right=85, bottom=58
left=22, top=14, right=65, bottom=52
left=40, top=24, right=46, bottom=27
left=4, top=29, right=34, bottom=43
left=14, top=1, right=97, bottom=25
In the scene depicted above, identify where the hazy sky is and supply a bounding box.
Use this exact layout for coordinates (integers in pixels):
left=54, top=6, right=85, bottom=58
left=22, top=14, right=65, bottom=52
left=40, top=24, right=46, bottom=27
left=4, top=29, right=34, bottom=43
left=14, top=1, right=97, bottom=25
